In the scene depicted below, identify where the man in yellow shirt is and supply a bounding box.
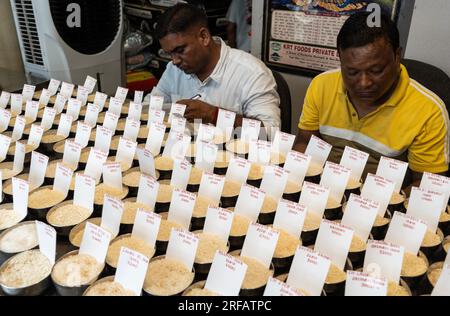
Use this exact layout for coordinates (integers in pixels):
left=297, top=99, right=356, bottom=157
left=294, top=12, right=449, bottom=188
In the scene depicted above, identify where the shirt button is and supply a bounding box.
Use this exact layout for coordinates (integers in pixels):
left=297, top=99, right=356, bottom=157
left=352, top=113, right=357, bottom=117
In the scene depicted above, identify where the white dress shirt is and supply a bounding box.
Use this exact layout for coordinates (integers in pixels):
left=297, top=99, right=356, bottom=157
left=145, top=38, right=281, bottom=129
left=226, top=0, right=252, bottom=53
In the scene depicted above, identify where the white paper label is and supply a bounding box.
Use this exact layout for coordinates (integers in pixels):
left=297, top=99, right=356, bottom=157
left=264, top=277, right=303, bottom=296
left=123, top=118, right=141, bottom=142
left=115, top=247, right=149, bottom=296
left=273, top=199, right=307, bottom=239
left=168, top=189, right=196, bottom=229
left=195, top=141, right=218, bottom=173
left=103, top=111, right=119, bottom=134
left=166, top=229, right=199, bottom=271
left=102, top=162, right=123, bottom=190
left=198, top=172, right=225, bottom=204
left=241, top=118, right=261, bottom=142
left=363, top=240, right=404, bottom=284
left=234, top=184, right=266, bottom=223
left=376, top=157, right=408, bottom=194
left=79, top=222, right=111, bottom=263
left=24, top=100, right=39, bottom=121
left=170, top=115, right=186, bottom=134
left=0, top=109, right=11, bottom=132
left=0, top=134, right=11, bottom=161
left=420, top=172, right=450, bottom=213
left=84, top=148, right=107, bottom=183
left=168, top=103, right=186, bottom=123
left=29, top=151, right=48, bottom=190
left=38, top=89, right=52, bottom=106
left=340, top=146, right=369, bottom=182
left=84, top=103, right=100, bottom=128
left=287, top=246, right=331, bottom=296
left=94, top=92, right=108, bottom=110
left=360, top=174, right=396, bottom=217
left=134, top=91, right=144, bottom=104
left=76, top=86, right=89, bottom=106
left=345, top=271, right=387, bottom=296
left=272, top=131, right=296, bottom=155
left=128, top=101, right=142, bottom=121
left=40, top=107, right=56, bottom=131
left=216, top=109, right=236, bottom=142
left=12, top=115, right=26, bottom=141
left=53, top=94, right=67, bottom=114
left=83, top=76, right=97, bottom=94
left=145, top=121, right=165, bottom=156
left=67, top=98, right=82, bottom=121
left=203, top=206, right=234, bottom=242
left=132, top=209, right=161, bottom=248
left=108, top=97, right=123, bottom=116
left=0, top=91, right=11, bottom=108
left=12, top=177, right=28, bottom=218
left=196, top=123, right=215, bottom=144
left=94, top=125, right=113, bottom=154
left=136, top=173, right=159, bottom=209
left=47, top=79, right=61, bottom=95
left=260, top=165, right=289, bottom=200
left=13, top=141, right=25, bottom=172
left=149, top=95, right=164, bottom=110
left=299, top=182, right=330, bottom=218
left=341, top=194, right=379, bottom=242
left=11, top=93, right=23, bottom=115
left=170, top=158, right=192, bottom=191
left=320, top=161, right=351, bottom=204
left=60, top=82, right=74, bottom=99
left=35, top=221, right=57, bottom=265
left=304, top=135, right=332, bottom=168
left=283, top=150, right=311, bottom=185
left=116, top=137, right=137, bottom=170
left=248, top=140, right=272, bottom=165
left=53, top=163, right=73, bottom=196
left=136, top=148, right=156, bottom=178
left=407, top=187, right=444, bottom=232
left=22, top=84, right=35, bottom=102
left=241, top=223, right=279, bottom=268
left=27, top=124, right=44, bottom=147
left=115, top=87, right=129, bottom=103
left=314, top=219, right=354, bottom=270
left=162, top=131, right=190, bottom=160
left=148, top=109, right=165, bottom=125
left=205, top=251, right=247, bottom=296
left=385, top=212, right=428, bottom=255
left=225, top=156, right=251, bottom=185
left=62, top=140, right=82, bottom=170
left=431, top=264, right=450, bottom=296
left=73, top=173, right=95, bottom=211
left=101, top=195, right=124, bottom=238
left=74, top=121, right=92, bottom=148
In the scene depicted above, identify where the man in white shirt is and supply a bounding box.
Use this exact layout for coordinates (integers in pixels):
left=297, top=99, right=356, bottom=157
left=145, top=3, right=280, bottom=131
left=226, top=0, right=252, bottom=53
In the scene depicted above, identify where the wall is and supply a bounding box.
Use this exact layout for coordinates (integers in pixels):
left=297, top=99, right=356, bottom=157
left=405, top=0, right=450, bottom=77
left=0, top=0, right=24, bottom=71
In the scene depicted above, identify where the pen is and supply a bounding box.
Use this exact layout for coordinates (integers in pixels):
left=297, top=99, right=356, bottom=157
left=190, top=94, right=201, bottom=100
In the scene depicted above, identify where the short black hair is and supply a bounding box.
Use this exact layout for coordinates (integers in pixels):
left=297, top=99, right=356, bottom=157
left=337, top=11, right=400, bottom=53
left=155, top=3, right=209, bottom=41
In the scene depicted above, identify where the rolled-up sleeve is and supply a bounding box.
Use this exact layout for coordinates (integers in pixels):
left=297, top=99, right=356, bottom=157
left=298, top=79, right=320, bottom=131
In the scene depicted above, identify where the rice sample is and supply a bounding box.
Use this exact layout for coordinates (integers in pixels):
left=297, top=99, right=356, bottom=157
left=195, top=232, right=228, bottom=264
left=401, top=252, right=428, bottom=277
left=52, top=253, right=103, bottom=287
left=85, top=280, right=135, bottom=296
left=106, top=235, right=155, bottom=268
left=47, top=204, right=91, bottom=227
left=28, top=188, right=65, bottom=209
left=0, top=222, right=38, bottom=253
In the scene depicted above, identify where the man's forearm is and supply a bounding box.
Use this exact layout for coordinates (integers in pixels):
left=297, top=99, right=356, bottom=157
left=293, top=129, right=321, bottom=153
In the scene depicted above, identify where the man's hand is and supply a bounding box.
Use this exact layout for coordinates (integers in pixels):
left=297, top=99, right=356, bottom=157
left=177, top=99, right=217, bottom=124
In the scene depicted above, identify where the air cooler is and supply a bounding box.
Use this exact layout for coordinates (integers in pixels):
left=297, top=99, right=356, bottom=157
left=10, top=0, right=124, bottom=95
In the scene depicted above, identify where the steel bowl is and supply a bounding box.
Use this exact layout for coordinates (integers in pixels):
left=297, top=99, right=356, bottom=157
left=46, top=200, right=94, bottom=237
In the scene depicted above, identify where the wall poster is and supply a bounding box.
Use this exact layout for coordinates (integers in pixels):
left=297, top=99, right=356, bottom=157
left=263, top=0, right=400, bottom=76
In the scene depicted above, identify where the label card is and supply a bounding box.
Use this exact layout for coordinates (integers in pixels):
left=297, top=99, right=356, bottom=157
left=242, top=223, right=279, bottom=268
left=94, top=125, right=113, bottom=154
left=12, top=115, right=26, bottom=141
left=385, top=212, right=428, bottom=255
left=149, top=95, right=164, bottom=110
left=136, top=147, right=156, bottom=178
left=12, top=177, right=28, bottom=218
left=73, top=173, right=96, bottom=211
left=376, top=157, right=408, bottom=194
left=123, top=117, right=141, bottom=142
left=431, top=264, right=450, bottom=296
left=13, top=141, right=25, bottom=172
left=53, top=163, right=73, bottom=196
left=345, top=271, right=387, bottom=296
left=116, top=137, right=137, bottom=170
left=79, top=222, right=111, bottom=263
left=94, top=92, right=108, bottom=110
left=170, top=158, right=192, bottom=191
left=198, top=172, right=225, bottom=204
left=76, top=86, right=89, bottom=106
left=166, top=229, right=199, bottom=271
left=162, top=132, right=190, bottom=160
left=283, top=150, right=311, bottom=185
left=60, top=82, right=74, bottom=99
left=168, top=103, right=186, bottom=123
left=35, top=221, right=57, bottom=265
left=145, top=121, right=165, bottom=156
left=66, top=98, right=82, bottom=121
left=103, top=111, right=119, bottom=134
left=115, top=247, right=149, bottom=296
left=216, top=109, right=236, bottom=142
left=134, top=91, right=144, bottom=104
left=287, top=246, right=331, bottom=296
left=53, top=94, right=67, bottom=114
left=62, top=140, right=82, bottom=170
left=102, top=162, right=123, bottom=191
left=195, top=141, right=218, bottom=173
left=260, top=165, right=289, bottom=200
left=128, top=101, right=142, bottom=121
left=340, top=146, right=369, bottom=182
left=272, top=131, right=296, bottom=155
left=248, top=140, right=271, bottom=165
left=299, top=182, right=330, bottom=218
left=24, top=100, right=39, bottom=121
left=132, top=209, right=161, bottom=248
left=74, top=121, right=92, bottom=148
left=319, top=162, right=351, bottom=204
left=205, top=251, right=247, bottom=296
left=407, top=187, right=444, bottom=232
left=0, top=134, right=11, bottom=161
left=363, top=240, right=404, bottom=284
left=38, top=89, right=52, bottom=106
left=22, top=84, right=35, bottom=102
left=101, top=195, right=124, bottom=238
left=29, top=151, right=48, bottom=190
left=108, top=97, right=123, bottom=116
left=360, top=174, right=396, bottom=217
left=341, top=194, right=379, bottom=242
left=170, top=115, right=186, bottom=134
left=83, top=75, right=97, bottom=94
left=47, top=79, right=61, bottom=95
left=115, top=87, right=129, bottom=103
left=11, top=93, right=23, bottom=115
left=0, top=109, right=11, bottom=132
left=304, top=135, right=332, bottom=168
left=234, top=184, right=266, bottom=223
left=203, top=206, right=234, bottom=242
left=314, top=219, right=354, bottom=270
left=136, top=173, right=159, bottom=209
left=241, top=118, right=261, bottom=142
left=84, top=103, right=100, bottom=128
left=40, top=107, right=56, bottom=131
left=147, top=109, right=165, bottom=125
left=420, top=172, right=450, bottom=213
left=225, top=156, right=251, bottom=185
left=27, top=124, right=44, bottom=147
left=264, top=277, right=303, bottom=296
left=0, top=91, right=11, bottom=108
left=196, top=123, right=215, bottom=144
left=168, top=189, right=196, bottom=229
left=273, top=199, right=307, bottom=239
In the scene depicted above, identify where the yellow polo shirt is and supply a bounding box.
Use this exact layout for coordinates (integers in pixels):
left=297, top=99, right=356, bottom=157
left=299, top=65, right=449, bottom=174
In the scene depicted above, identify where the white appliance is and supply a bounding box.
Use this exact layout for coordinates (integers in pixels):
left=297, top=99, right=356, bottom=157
left=10, top=0, right=124, bottom=95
